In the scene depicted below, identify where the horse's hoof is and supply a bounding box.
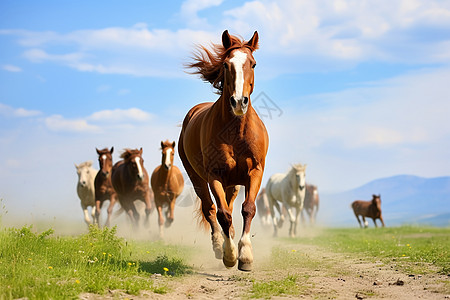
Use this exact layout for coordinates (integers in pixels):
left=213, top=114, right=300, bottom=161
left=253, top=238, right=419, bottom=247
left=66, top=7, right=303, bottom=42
left=238, top=260, right=253, bottom=272
left=223, top=257, right=237, bottom=269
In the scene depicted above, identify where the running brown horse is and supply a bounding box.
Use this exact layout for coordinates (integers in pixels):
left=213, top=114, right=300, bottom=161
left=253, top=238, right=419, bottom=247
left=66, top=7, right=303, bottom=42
left=351, top=194, right=385, bottom=228
left=179, top=30, right=269, bottom=271
left=151, top=140, right=185, bottom=238
left=94, top=147, right=117, bottom=227
left=111, top=148, right=152, bottom=228
left=301, top=184, right=319, bottom=226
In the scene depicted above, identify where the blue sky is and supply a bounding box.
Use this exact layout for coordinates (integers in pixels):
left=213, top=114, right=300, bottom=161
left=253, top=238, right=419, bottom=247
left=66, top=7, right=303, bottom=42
left=1, top=0, right=450, bottom=220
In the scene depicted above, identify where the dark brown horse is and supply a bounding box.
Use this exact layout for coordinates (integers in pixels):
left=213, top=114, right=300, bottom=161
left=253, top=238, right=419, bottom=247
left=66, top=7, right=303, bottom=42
left=94, top=147, right=117, bottom=227
left=111, top=148, right=152, bottom=228
left=301, top=184, right=319, bottom=226
left=179, top=30, right=269, bottom=271
left=352, top=194, right=385, bottom=228
left=151, top=140, right=184, bottom=238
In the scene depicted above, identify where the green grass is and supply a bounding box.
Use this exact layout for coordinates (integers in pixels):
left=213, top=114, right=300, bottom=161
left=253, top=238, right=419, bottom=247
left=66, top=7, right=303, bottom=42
left=290, top=226, right=450, bottom=274
left=0, top=225, right=193, bottom=299
left=248, top=274, right=305, bottom=299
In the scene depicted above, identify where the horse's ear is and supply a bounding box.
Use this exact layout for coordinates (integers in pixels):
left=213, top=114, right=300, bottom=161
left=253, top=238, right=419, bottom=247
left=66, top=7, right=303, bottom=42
left=74, top=163, right=79, bottom=169
left=110, top=147, right=114, bottom=154
left=87, top=161, right=92, bottom=167
left=139, top=147, right=143, bottom=155
left=172, top=141, right=176, bottom=148
left=246, top=31, right=259, bottom=52
left=222, top=30, right=232, bottom=50
left=96, top=148, right=100, bottom=155
left=161, top=141, right=165, bottom=149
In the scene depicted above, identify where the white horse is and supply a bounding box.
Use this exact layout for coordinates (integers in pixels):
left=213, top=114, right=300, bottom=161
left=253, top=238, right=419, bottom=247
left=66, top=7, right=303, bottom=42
left=266, top=163, right=307, bottom=237
left=75, top=161, right=98, bottom=225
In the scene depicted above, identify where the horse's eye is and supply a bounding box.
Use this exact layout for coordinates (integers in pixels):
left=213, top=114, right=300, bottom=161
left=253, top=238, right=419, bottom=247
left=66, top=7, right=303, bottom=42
left=252, top=63, right=256, bottom=69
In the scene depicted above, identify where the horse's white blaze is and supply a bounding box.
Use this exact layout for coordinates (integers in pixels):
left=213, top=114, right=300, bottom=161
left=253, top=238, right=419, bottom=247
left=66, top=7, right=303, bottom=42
left=164, top=148, right=172, bottom=168
left=230, top=50, right=247, bottom=99
left=135, top=157, right=143, bottom=179
left=102, top=154, right=107, bottom=161
left=238, top=232, right=253, bottom=263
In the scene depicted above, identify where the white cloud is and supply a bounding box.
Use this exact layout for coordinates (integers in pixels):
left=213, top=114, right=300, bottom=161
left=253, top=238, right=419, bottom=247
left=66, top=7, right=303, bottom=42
left=180, top=0, right=224, bottom=27
left=41, top=108, right=154, bottom=133
left=2, top=0, right=448, bottom=78
left=0, top=103, right=41, bottom=117
left=9, top=26, right=215, bottom=77
left=44, top=115, right=101, bottom=133
left=88, top=108, right=152, bottom=123
left=2, top=64, right=22, bottom=72
left=223, top=0, right=450, bottom=63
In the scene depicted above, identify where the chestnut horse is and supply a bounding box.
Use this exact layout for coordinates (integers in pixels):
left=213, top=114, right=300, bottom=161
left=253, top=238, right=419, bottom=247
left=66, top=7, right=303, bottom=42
left=94, top=147, right=117, bottom=227
left=179, top=30, right=269, bottom=271
left=151, top=140, right=185, bottom=238
left=352, top=194, right=385, bottom=228
left=111, top=148, right=152, bottom=228
left=301, top=184, right=319, bottom=226
left=75, top=161, right=97, bottom=225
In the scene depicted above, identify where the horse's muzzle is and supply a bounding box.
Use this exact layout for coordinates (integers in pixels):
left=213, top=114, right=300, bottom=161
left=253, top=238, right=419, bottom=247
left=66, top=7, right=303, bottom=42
left=230, top=96, right=248, bottom=116
left=299, top=185, right=305, bottom=191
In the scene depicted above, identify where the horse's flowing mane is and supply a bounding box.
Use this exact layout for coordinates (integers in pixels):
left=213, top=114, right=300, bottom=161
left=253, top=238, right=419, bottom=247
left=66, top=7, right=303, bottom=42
left=120, top=148, right=141, bottom=160
left=77, top=161, right=93, bottom=168
left=186, top=33, right=258, bottom=94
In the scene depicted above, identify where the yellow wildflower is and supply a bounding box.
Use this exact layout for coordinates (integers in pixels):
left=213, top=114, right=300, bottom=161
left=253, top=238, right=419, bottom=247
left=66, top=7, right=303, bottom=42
left=48, top=266, right=53, bottom=269
left=75, top=280, right=80, bottom=284
left=163, top=267, right=169, bottom=272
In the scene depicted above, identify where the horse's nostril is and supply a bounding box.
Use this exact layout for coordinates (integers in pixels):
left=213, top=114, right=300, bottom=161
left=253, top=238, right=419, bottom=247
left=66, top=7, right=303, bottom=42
left=230, top=96, right=237, bottom=108
left=243, top=97, right=249, bottom=105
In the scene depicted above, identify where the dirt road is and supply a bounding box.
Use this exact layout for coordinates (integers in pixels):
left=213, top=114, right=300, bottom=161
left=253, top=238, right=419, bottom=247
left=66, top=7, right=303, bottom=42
left=82, top=226, right=449, bottom=300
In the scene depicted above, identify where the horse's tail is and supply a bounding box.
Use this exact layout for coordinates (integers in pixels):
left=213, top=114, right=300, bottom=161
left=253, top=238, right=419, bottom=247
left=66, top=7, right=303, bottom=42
left=195, top=196, right=209, bottom=231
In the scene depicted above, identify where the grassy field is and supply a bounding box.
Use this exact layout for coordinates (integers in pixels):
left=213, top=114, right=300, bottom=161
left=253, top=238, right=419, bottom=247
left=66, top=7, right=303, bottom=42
left=1, top=224, right=448, bottom=299
left=0, top=225, right=193, bottom=299
left=242, top=226, right=450, bottom=299
left=288, top=226, right=450, bottom=274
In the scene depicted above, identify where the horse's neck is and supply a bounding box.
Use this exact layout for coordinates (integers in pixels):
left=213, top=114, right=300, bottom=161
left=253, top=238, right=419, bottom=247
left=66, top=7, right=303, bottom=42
left=286, top=170, right=297, bottom=191
left=158, top=165, right=173, bottom=187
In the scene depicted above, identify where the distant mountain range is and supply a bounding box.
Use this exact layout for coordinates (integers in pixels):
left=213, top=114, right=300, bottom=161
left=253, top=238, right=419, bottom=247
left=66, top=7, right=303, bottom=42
left=318, top=175, right=450, bottom=227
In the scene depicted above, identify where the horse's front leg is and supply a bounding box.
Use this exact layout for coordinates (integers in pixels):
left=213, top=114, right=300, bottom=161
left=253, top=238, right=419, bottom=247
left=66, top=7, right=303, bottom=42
left=105, top=195, right=116, bottom=227
left=81, top=204, right=91, bottom=225
left=210, top=179, right=237, bottom=268
left=156, top=202, right=164, bottom=238
left=143, top=191, right=152, bottom=227
left=286, top=196, right=297, bottom=237
left=293, top=207, right=301, bottom=236
left=238, top=172, right=263, bottom=271
left=90, top=206, right=96, bottom=224
left=94, top=200, right=103, bottom=226
left=165, top=197, right=175, bottom=228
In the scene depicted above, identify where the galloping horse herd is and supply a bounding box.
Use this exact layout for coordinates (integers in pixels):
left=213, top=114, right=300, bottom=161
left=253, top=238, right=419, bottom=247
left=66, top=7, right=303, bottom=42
left=75, top=31, right=384, bottom=271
